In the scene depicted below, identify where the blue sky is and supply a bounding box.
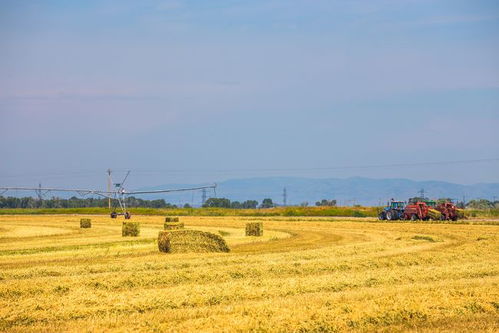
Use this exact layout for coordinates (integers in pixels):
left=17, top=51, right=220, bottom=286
left=1, top=0, right=498, bottom=189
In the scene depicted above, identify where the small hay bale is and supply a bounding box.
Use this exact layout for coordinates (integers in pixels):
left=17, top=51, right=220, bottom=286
left=246, top=222, right=263, bottom=236
left=164, top=222, right=184, bottom=230
left=158, top=231, right=171, bottom=252
left=122, top=221, right=140, bottom=237
left=158, top=230, right=230, bottom=253
left=165, top=217, right=179, bottom=222
left=80, top=218, right=91, bottom=228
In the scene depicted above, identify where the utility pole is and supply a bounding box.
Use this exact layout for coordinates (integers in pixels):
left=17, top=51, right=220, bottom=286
left=107, top=169, right=112, bottom=210
left=283, top=187, right=287, bottom=207
left=201, top=188, right=207, bottom=206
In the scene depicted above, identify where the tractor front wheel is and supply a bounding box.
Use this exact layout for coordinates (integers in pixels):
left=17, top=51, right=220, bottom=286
left=124, top=212, right=131, bottom=219
left=378, top=212, right=386, bottom=220
left=411, top=214, right=418, bottom=221
left=110, top=212, right=117, bottom=218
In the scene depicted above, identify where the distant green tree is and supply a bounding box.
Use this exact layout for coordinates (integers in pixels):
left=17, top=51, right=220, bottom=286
left=203, top=197, right=231, bottom=208
left=436, top=198, right=453, bottom=205
left=183, top=203, right=192, bottom=208
left=230, top=201, right=242, bottom=209
left=242, top=200, right=258, bottom=209
left=260, top=198, right=274, bottom=208
left=315, top=199, right=337, bottom=207
left=466, top=199, right=493, bottom=210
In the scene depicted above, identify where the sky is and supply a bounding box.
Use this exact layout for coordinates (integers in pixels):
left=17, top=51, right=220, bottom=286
left=1, top=0, right=499, bottom=190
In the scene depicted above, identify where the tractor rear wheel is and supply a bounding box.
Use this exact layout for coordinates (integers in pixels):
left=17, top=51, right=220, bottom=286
left=110, top=212, right=117, bottom=218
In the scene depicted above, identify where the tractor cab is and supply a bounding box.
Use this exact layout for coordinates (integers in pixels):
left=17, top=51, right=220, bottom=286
left=379, top=200, right=406, bottom=220
left=389, top=201, right=405, bottom=210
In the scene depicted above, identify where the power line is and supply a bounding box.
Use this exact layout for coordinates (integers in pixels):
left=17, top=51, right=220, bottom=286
left=283, top=187, right=287, bottom=207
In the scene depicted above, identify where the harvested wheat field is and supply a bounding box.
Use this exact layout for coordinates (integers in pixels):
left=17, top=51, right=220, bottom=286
left=0, top=214, right=498, bottom=332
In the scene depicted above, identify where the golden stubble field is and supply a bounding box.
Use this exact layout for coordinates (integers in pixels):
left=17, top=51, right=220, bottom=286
left=0, top=215, right=498, bottom=332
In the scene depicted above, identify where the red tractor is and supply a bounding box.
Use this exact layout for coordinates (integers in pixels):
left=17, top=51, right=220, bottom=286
left=436, top=202, right=459, bottom=221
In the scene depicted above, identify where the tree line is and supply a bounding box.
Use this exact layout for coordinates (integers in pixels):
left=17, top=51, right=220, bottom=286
left=203, top=198, right=339, bottom=208
left=1, top=195, right=496, bottom=210
left=0, top=196, right=176, bottom=209
left=202, top=198, right=274, bottom=209
left=465, top=199, right=499, bottom=210
left=0, top=196, right=273, bottom=209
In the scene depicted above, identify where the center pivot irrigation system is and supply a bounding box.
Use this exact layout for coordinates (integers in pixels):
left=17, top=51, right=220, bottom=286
left=0, top=170, right=217, bottom=219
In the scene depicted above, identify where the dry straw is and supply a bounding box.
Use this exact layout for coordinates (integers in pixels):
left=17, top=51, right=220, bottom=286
left=80, top=218, right=91, bottom=228
left=158, top=230, right=230, bottom=253
left=122, top=221, right=140, bottom=237
left=246, top=222, right=263, bottom=236
left=165, top=217, right=179, bottom=222
left=428, top=209, right=442, bottom=220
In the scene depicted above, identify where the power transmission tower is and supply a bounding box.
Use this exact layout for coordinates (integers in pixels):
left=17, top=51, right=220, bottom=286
left=36, top=183, right=42, bottom=201
left=283, top=187, right=287, bottom=206
left=107, top=169, right=112, bottom=210
left=201, top=188, right=207, bottom=206
left=418, top=188, right=425, bottom=199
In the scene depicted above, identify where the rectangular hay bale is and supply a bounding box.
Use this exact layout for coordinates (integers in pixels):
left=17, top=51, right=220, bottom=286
left=158, top=230, right=230, bottom=253
left=158, top=231, right=172, bottom=252
left=164, top=222, right=184, bottom=230
left=165, top=217, right=179, bottom=222
left=122, top=221, right=140, bottom=237
left=246, top=222, right=263, bottom=236
left=80, top=218, right=91, bottom=228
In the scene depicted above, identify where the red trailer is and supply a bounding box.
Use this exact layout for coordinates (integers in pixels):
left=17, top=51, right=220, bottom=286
left=403, top=201, right=430, bottom=221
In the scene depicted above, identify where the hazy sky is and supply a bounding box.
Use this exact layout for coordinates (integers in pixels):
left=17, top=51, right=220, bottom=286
left=1, top=0, right=499, bottom=189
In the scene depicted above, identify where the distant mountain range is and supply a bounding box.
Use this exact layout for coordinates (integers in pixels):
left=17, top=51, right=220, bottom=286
left=137, top=177, right=499, bottom=206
